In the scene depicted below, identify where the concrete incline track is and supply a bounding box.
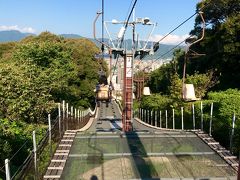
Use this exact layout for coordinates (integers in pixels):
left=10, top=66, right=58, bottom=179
left=59, top=100, right=237, bottom=180
left=87, top=100, right=122, bottom=132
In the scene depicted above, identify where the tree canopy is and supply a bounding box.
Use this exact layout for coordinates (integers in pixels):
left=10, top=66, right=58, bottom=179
left=0, top=32, right=104, bottom=171
left=0, top=32, right=103, bottom=123
left=188, top=0, right=240, bottom=89
left=141, top=0, right=240, bottom=154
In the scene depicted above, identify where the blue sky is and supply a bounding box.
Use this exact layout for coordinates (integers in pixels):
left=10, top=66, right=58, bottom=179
left=0, top=0, right=200, bottom=44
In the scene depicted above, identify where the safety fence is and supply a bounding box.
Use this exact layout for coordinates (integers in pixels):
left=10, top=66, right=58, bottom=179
left=134, top=102, right=238, bottom=154
left=1, top=100, right=96, bottom=180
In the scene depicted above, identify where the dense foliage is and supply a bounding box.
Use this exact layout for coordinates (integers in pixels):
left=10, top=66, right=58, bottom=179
left=207, top=89, right=240, bottom=153
left=142, top=0, right=240, bottom=154
left=0, top=32, right=101, bottom=123
left=188, top=0, right=240, bottom=89
left=0, top=32, right=103, bottom=176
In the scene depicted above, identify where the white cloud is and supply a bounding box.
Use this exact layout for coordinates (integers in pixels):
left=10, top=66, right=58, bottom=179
left=150, top=34, right=189, bottom=45
left=0, top=25, right=36, bottom=33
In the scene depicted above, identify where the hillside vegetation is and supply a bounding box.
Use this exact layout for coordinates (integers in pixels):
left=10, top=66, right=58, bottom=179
left=141, top=0, right=240, bottom=154
left=0, top=32, right=104, bottom=176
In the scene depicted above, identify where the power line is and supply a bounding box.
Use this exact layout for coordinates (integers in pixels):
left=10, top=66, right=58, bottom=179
left=156, top=40, right=186, bottom=61
left=123, top=0, right=138, bottom=37
left=140, top=39, right=185, bottom=72
left=124, top=0, right=135, bottom=23
left=140, top=1, right=213, bottom=73
left=141, top=22, right=210, bottom=73
left=157, top=14, right=197, bottom=44
left=155, top=1, right=211, bottom=44
left=101, top=0, right=104, bottom=54
left=111, top=0, right=211, bottom=79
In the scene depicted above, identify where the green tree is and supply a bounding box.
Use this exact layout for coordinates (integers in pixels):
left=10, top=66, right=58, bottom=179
left=148, top=63, right=172, bottom=94
left=207, top=89, right=240, bottom=153
left=140, top=94, right=173, bottom=110
left=168, top=73, right=182, bottom=100
left=186, top=70, right=219, bottom=99
left=0, top=32, right=101, bottom=122
left=188, top=0, right=240, bottom=89
left=63, top=38, right=101, bottom=107
left=0, top=32, right=102, bottom=178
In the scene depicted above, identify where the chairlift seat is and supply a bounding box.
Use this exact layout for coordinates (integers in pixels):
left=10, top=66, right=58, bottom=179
left=143, top=87, right=151, bottom=96
left=183, top=84, right=200, bottom=101
left=133, top=93, right=136, bottom=100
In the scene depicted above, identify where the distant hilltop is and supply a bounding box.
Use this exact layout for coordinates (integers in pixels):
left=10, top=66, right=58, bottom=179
left=0, top=30, right=184, bottom=59
left=0, top=30, right=35, bottom=42
left=0, top=30, right=82, bottom=42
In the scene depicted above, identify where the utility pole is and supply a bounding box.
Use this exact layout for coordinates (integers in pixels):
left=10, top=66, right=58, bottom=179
left=122, top=52, right=134, bottom=131
left=94, top=12, right=158, bottom=132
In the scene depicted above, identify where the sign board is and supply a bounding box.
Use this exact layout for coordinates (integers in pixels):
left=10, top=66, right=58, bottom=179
left=126, top=56, right=132, bottom=68
left=126, top=68, right=132, bottom=77
left=126, top=56, right=132, bottom=77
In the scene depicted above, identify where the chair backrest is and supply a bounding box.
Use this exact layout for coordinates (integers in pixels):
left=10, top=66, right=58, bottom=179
left=183, top=84, right=199, bottom=101
left=133, top=93, right=136, bottom=99
left=143, top=87, right=151, bottom=96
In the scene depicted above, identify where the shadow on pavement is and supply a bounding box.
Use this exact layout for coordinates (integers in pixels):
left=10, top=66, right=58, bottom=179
left=125, top=131, right=160, bottom=179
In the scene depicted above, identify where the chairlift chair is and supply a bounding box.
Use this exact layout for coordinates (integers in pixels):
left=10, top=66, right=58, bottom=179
left=182, top=84, right=200, bottom=101
left=181, top=11, right=205, bottom=102
left=133, top=93, right=136, bottom=100
left=143, top=86, right=151, bottom=96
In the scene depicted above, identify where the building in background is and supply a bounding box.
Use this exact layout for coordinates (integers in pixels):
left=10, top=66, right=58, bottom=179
left=104, top=57, right=171, bottom=95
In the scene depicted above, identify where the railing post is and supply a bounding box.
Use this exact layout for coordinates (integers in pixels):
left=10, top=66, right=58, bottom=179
left=5, top=159, right=10, bottom=180
left=145, top=109, right=147, bottom=123
left=71, top=106, right=73, bottom=118
left=62, top=100, right=65, bottom=119
left=65, top=102, right=68, bottom=130
left=181, top=107, right=184, bottom=130
left=66, top=103, right=69, bottom=119
left=62, top=100, right=65, bottom=132
left=139, top=108, right=141, bottom=119
left=151, top=110, right=153, bottom=125
left=139, top=108, right=141, bottom=120
left=192, top=104, right=195, bottom=130
left=32, top=131, right=37, bottom=180
left=80, top=109, right=82, bottom=121
left=48, top=114, right=52, bottom=156
left=230, top=113, right=235, bottom=154
left=149, top=110, right=151, bottom=125
left=165, top=110, right=168, bottom=129
left=160, top=110, right=162, bottom=128
left=155, top=110, right=157, bottom=127
left=144, top=109, right=146, bottom=122
left=172, top=109, right=175, bottom=130
left=200, top=101, right=203, bottom=131
left=75, top=108, right=77, bottom=120
left=80, top=111, right=83, bottom=121
left=58, top=103, right=61, bottom=137
left=147, top=110, right=150, bottom=124
left=209, top=103, right=213, bottom=136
